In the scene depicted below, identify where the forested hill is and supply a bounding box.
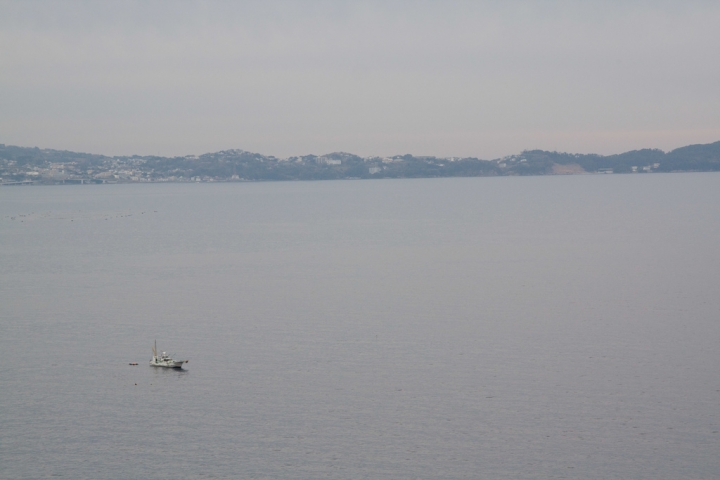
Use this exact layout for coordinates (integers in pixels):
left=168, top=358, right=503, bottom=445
left=1, top=140, right=719, bottom=185
left=518, top=140, right=720, bottom=174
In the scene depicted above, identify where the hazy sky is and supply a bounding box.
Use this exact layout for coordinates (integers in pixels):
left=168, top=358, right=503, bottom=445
left=1, top=1, right=719, bottom=158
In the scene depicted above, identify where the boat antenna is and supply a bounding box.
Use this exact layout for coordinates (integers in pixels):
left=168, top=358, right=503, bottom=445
left=153, top=339, right=157, bottom=358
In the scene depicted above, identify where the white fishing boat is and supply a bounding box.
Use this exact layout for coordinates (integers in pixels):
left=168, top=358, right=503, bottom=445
left=150, top=340, right=188, bottom=368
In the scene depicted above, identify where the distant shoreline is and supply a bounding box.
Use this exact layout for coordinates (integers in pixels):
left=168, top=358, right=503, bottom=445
left=2, top=140, right=719, bottom=185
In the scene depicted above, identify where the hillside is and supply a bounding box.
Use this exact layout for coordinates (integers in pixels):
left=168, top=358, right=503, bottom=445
left=1, top=140, right=719, bottom=185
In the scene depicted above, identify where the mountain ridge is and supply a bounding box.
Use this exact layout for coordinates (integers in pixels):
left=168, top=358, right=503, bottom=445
left=2, top=140, right=719, bottom=184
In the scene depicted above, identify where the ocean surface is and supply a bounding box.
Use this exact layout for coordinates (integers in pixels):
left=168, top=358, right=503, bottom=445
left=1, top=174, right=719, bottom=479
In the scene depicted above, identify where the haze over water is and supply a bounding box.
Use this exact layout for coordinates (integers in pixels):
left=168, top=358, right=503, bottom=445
left=2, top=174, right=720, bottom=479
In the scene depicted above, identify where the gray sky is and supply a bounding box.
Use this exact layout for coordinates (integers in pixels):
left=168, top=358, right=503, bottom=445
left=1, top=0, right=719, bottom=158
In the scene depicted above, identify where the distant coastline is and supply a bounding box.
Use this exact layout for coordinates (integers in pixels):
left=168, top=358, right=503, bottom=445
left=2, top=140, right=720, bottom=185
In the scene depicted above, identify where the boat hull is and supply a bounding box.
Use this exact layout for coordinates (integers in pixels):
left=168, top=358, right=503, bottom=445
left=150, top=361, right=185, bottom=368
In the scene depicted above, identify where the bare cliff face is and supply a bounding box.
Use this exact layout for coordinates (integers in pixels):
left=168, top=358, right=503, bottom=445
left=552, top=163, right=587, bottom=175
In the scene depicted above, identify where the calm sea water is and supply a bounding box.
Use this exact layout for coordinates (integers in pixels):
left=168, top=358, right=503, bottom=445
left=1, top=174, right=719, bottom=479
